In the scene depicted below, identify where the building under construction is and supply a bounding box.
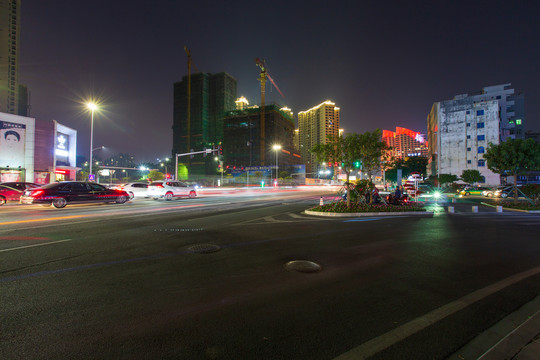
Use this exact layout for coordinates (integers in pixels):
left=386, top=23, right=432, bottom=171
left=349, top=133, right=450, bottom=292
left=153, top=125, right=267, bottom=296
left=222, top=104, right=302, bottom=170
left=172, top=72, right=237, bottom=175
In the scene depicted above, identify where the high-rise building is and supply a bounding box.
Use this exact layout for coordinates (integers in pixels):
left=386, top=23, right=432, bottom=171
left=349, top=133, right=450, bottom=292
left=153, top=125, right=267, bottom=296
left=0, top=0, right=20, bottom=114
left=298, top=100, right=340, bottom=174
left=382, top=127, right=428, bottom=160
left=172, top=72, right=237, bottom=175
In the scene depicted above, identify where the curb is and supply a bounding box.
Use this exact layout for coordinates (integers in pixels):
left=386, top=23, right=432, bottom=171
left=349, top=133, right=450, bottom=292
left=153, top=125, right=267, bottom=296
left=304, top=210, right=433, bottom=217
left=481, top=202, right=540, bottom=213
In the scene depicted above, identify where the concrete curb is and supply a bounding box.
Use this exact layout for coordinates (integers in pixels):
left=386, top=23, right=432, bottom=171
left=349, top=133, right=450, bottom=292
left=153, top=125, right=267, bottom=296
left=447, top=294, right=540, bottom=360
left=304, top=210, right=433, bottom=217
left=481, top=202, right=540, bottom=213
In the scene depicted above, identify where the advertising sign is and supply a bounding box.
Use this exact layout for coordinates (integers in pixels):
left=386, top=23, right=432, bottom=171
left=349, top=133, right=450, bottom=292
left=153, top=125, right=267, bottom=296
left=55, top=132, right=69, bottom=165
left=0, top=121, right=26, bottom=167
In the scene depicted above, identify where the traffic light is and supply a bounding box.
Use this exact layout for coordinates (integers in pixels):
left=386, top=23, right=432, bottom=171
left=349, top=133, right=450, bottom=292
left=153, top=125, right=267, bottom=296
left=219, top=145, right=223, bottom=155
left=354, top=161, right=361, bottom=168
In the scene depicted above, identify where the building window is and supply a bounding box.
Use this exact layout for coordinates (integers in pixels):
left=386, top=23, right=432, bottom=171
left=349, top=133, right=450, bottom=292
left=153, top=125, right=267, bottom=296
left=477, top=122, right=485, bottom=128
left=467, top=160, right=472, bottom=164
left=478, top=146, right=484, bottom=154
left=467, top=123, right=471, bottom=127
left=467, top=135, right=471, bottom=139
left=477, top=135, right=485, bottom=141
left=478, top=160, right=485, bottom=167
left=477, top=109, right=485, bottom=116
left=496, top=96, right=501, bottom=99
left=516, top=119, right=522, bottom=125
left=466, top=110, right=470, bottom=115
left=467, top=147, right=471, bottom=151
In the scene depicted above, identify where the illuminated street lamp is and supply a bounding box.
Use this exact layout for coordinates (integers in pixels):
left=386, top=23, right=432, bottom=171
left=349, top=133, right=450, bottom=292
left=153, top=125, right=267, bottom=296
left=272, top=144, right=281, bottom=182
left=87, top=102, right=98, bottom=180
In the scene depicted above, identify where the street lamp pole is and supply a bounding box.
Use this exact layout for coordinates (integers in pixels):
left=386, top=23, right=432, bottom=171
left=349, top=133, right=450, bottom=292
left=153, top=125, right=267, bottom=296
left=87, top=103, right=98, bottom=180
left=272, top=144, right=281, bottom=182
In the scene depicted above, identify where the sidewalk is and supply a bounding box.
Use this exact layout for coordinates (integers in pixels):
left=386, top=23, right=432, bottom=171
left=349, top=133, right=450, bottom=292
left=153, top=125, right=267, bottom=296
left=447, top=294, right=540, bottom=360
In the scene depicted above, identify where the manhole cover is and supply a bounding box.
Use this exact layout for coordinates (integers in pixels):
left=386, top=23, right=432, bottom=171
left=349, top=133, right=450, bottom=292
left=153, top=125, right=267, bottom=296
left=187, top=244, right=221, bottom=254
left=284, top=260, right=322, bottom=273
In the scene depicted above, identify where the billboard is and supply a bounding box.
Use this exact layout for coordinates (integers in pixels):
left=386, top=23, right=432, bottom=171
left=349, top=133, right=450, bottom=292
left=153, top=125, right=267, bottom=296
left=0, top=121, right=26, bottom=167
left=55, top=132, right=70, bottom=165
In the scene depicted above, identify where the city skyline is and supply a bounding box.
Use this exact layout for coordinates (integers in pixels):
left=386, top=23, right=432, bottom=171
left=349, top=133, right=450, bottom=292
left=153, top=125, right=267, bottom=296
left=17, top=0, right=540, bottom=162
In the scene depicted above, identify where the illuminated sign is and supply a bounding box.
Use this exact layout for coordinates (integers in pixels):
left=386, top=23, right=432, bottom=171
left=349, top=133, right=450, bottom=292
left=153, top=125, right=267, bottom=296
left=55, top=133, right=69, bottom=157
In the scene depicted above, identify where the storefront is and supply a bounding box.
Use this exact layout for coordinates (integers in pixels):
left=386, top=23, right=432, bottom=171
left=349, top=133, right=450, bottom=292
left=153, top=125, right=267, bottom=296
left=0, top=112, right=79, bottom=184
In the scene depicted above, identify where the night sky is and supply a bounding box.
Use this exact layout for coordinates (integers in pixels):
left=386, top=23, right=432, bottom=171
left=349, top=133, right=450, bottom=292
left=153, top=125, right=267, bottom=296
left=19, top=0, right=540, bottom=163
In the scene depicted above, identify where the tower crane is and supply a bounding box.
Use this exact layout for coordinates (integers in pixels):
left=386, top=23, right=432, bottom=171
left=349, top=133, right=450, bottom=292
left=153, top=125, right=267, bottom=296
left=255, top=58, right=284, bottom=164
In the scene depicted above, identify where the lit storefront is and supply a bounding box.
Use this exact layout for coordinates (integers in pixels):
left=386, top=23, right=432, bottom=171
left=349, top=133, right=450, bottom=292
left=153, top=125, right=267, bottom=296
left=0, top=112, right=79, bottom=184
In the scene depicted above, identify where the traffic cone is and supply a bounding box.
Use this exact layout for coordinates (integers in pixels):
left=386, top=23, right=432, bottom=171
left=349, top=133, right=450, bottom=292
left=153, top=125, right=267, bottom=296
left=320, top=196, right=324, bottom=206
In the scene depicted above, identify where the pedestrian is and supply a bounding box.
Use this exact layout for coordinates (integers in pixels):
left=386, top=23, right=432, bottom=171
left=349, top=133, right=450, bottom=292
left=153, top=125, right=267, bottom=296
left=372, top=187, right=380, bottom=204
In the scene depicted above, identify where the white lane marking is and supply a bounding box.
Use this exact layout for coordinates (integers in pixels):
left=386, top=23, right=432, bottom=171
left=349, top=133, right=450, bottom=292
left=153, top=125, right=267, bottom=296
left=334, top=266, right=540, bottom=360
left=0, top=239, right=72, bottom=253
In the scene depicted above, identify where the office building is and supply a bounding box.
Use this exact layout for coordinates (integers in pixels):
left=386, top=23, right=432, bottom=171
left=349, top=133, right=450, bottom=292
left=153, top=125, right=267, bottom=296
left=172, top=72, right=237, bottom=175
left=298, top=100, right=340, bottom=174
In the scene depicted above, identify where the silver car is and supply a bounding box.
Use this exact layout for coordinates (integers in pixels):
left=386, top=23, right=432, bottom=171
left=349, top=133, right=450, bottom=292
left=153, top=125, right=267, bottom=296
left=117, top=182, right=149, bottom=199
left=147, top=181, right=197, bottom=201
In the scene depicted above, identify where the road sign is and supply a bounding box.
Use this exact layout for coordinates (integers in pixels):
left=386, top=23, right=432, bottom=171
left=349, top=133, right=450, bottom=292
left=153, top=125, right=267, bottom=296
left=88, top=174, right=95, bottom=181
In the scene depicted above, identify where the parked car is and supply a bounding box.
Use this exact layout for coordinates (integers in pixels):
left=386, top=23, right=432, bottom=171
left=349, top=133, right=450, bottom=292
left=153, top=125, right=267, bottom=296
left=116, top=182, right=149, bottom=199
left=147, top=181, right=197, bottom=200
left=20, top=181, right=130, bottom=208
left=0, top=182, right=40, bottom=205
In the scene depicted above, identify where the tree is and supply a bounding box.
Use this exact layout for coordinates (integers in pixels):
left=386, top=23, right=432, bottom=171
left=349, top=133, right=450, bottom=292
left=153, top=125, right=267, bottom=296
left=384, top=156, right=428, bottom=183
left=147, top=170, right=164, bottom=181
left=461, top=169, right=483, bottom=185
left=438, top=174, right=458, bottom=186
left=310, top=130, right=389, bottom=206
left=484, top=138, right=540, bottom=203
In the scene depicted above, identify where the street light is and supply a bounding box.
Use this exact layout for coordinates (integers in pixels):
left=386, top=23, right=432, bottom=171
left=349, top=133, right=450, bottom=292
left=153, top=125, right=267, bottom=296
left=87, top=102, right=98, bottom=180
left=272, top=144, right=281, bottom=183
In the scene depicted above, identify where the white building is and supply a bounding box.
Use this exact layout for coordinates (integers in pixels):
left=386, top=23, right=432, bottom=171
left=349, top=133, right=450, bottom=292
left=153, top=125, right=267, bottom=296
left=427, top=98, right=501, bottom=185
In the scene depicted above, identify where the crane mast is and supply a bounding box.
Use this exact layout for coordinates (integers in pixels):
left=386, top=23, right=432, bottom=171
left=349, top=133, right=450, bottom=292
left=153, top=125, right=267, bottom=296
left=256, top=58, right=267, bottom=164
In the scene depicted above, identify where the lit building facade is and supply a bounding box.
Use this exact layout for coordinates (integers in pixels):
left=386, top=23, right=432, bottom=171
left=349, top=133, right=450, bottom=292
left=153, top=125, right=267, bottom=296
left=382, top=127, right=428, bottom=160
left=298, top=100, right=340, bottom=174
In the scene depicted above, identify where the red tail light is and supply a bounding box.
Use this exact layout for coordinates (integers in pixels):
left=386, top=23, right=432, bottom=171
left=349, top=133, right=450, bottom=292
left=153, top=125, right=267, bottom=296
left=32, top=190, right=44, bottom=197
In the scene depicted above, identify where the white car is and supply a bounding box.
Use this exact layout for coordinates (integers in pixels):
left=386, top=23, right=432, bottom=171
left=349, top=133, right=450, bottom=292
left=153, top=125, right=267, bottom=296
left=147, top=181, right=197, bottom=201
left=117, top=183, right=149, bottom=199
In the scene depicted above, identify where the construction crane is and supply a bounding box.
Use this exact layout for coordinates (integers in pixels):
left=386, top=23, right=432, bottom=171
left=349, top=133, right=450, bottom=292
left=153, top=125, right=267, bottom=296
left=255, top=58, right=284, bottom=164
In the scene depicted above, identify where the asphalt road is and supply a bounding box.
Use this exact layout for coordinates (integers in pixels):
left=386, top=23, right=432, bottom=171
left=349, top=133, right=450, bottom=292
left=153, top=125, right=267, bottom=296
left=0, top=190, right=539, bottom=359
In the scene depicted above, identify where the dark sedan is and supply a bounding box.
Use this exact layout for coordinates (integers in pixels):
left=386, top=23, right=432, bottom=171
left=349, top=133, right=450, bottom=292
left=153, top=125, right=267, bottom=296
left=0, top=182, right=40, bottom=205
left=20, top=181, right=130, bottom=208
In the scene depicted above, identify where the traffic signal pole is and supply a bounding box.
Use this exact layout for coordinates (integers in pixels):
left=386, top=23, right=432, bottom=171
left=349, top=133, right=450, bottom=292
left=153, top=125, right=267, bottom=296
left=174, top=148, right=217, bottom=180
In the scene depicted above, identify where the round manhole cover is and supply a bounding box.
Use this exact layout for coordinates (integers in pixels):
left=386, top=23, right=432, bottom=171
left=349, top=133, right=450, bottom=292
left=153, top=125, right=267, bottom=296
left=187, top=244, right=221, bottom=254
left=284, top=260, right=322, bottom=273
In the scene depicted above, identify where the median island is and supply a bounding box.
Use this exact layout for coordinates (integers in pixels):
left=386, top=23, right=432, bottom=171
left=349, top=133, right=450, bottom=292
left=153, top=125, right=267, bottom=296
left=306, top=181, right=429, bottom=217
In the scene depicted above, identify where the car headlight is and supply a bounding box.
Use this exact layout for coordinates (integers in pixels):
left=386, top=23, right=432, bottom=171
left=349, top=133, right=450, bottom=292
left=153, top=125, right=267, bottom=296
left=433, top=191, right=441, bottom=199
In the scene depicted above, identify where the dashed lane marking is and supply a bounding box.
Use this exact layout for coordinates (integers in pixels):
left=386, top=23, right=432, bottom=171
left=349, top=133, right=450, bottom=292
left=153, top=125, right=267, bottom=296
left=0, top=239, right=72, bottom=253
